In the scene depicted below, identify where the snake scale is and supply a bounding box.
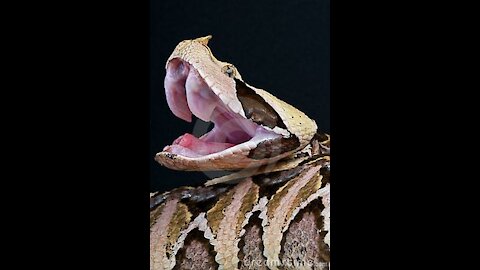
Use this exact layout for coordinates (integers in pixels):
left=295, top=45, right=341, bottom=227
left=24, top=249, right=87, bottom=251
left=150, top=36, right=330, bottom=270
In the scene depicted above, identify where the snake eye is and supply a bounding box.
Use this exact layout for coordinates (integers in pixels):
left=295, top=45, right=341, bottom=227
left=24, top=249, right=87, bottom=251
left=222, top=65, right=235, bottom=78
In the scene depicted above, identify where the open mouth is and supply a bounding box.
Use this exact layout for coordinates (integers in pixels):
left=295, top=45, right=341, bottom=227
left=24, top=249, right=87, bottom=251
left=163, top=58, right=282, bottom=158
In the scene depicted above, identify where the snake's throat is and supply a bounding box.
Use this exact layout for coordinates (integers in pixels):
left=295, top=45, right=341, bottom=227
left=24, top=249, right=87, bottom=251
left=163, top=58, right=280, bottom=158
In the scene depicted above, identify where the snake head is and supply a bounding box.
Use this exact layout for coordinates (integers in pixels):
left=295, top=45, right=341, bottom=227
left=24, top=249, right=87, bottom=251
left=155, top=36, right=317, bottom=171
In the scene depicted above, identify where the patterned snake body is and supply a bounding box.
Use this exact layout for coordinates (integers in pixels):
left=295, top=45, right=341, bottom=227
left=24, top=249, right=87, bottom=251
left=151, top=36, right=330, bottom=270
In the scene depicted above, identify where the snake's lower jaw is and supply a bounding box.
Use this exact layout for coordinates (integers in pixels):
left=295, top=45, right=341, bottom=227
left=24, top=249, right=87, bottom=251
left=155, top=149, right=292, bottom=171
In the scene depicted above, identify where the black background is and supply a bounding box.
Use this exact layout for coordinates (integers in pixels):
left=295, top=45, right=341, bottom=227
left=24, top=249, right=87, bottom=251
left=150, top=0, right=330, bottom=192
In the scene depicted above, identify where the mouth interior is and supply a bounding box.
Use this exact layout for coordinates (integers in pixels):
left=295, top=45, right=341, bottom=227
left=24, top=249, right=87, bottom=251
left=163, top=58, right=280, bottom=158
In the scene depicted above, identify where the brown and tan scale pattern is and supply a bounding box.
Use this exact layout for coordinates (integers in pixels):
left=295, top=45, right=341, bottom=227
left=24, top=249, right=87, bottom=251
left=280, top=201, right=329, bottom=270
left=238, top=214, right=268, bottom=270
left=174, top=230, right=217, bottom=270
left=206, top=179, right=259, bottom=270
left=260, top=165, right=323, bottom=270
left=150, top=198, right=192, bottom=270
left=150, top=160, right=330, bottom=270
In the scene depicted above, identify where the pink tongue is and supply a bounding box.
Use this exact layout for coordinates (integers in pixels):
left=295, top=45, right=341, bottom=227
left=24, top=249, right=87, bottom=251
left=174, top=133, right=234, bottom=155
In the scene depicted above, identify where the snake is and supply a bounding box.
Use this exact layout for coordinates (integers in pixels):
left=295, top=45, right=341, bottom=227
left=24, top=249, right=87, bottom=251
left=151, top=36, right=330, bottom=270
